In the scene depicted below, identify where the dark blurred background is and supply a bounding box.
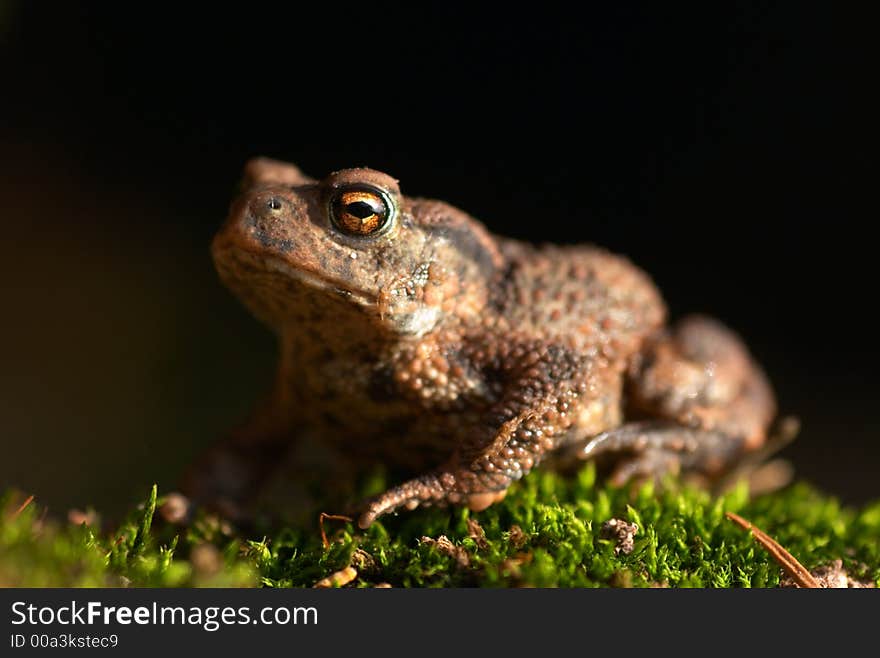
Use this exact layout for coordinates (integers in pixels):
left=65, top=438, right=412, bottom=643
left=1, top=5, right=876, bottom=516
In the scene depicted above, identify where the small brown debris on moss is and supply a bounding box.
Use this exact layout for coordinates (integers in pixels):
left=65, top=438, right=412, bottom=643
left=189, top=544, right=223, bottom=576
left=158, top=493, right=191, bottom=525
left=780, top=559, right=876, bottom=589
left=601, top=518, right=639, bottom=555
left=506, top=524, right=528, bottom=549
left=351, top=548, right=377, bottom=575
left=190, top=543, right=223, bottom=577
left=467, top=518, right=488, bottom=549
left=313, top=566, right=358, bottom=588
left=420, top=535, right=470, bottom=568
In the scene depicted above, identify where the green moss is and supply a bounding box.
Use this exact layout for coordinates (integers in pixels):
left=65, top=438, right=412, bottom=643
left=2, top=464, right=878, bottom=588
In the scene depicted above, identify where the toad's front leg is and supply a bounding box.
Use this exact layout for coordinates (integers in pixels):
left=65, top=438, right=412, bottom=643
left=357, top=341, right=594, bottom=528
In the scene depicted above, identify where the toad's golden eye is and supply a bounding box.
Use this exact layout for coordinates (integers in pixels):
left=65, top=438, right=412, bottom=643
left=329, top=186, right=395, bottom=237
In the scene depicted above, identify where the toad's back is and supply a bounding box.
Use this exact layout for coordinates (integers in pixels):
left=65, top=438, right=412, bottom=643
left=490, top=240, right=667, bottom=365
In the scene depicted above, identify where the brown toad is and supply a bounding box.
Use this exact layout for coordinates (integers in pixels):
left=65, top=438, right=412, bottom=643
left=184, top=158, right=778, bottom=528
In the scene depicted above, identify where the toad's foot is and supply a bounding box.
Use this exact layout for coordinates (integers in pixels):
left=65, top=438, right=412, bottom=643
left=580, top=422, right=744, bottom=485
left=579, top=420, right=795, bottom=495
left=357, top=470, right=510, bottom=529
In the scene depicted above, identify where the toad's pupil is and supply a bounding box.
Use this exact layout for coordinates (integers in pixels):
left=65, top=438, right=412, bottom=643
left=346, top=200, right=378, bottom=219
left=331, top=188, right=392, bottom=236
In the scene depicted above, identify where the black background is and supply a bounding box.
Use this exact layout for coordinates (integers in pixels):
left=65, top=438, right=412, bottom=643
left=1, top=5, right=877, bottom=515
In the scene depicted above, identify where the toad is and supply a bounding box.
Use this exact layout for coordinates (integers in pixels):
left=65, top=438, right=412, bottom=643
left=184, top=158, right=778, bottom=528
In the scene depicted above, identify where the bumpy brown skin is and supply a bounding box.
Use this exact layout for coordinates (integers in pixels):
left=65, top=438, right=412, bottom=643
left=186, top=158, right=777, bottom=528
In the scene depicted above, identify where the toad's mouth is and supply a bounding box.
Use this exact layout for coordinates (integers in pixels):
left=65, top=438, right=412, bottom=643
left=214, top=244, right=379, bottom=312
left=263, top=257, right=378, bottom=308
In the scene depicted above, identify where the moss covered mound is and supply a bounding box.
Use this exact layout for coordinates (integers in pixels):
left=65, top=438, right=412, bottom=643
left=2, top=465, right=878, bottom=587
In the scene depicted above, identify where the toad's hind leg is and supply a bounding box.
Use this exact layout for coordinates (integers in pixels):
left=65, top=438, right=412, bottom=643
left=180, top=425, right=291, bottom=521
left=582, top=315, right=778, bottom=486
left=179, top=390, right=299, bottom=521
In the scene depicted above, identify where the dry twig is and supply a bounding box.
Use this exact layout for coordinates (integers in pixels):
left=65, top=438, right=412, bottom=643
left=319, top=512, right=353, bottom=549
left=725, top=511, right=819, bottom=588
